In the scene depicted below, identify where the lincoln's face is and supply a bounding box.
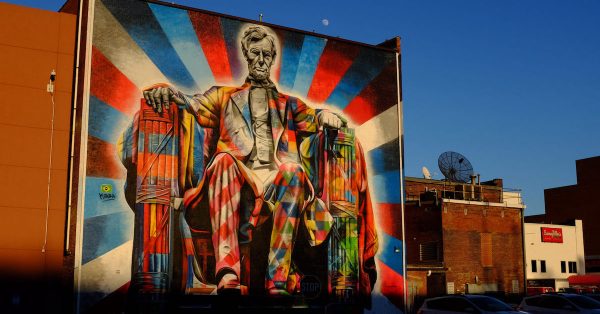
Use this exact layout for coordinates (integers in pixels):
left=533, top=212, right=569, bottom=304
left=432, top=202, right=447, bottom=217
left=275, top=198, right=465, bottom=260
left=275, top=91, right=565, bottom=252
left=246, top=37, right=274, bottom=81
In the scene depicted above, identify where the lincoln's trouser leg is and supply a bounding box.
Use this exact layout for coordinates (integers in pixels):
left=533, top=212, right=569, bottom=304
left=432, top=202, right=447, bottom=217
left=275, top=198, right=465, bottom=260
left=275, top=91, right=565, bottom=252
left=265, top=162, right=307, bottom=293
left=206, top=153, right=245, bottom=283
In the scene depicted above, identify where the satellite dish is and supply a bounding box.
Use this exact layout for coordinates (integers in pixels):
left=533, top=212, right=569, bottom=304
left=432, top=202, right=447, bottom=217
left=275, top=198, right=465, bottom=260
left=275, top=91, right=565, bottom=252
left=422, top=166, right=432, bottom=179
left=438, top=151, right=474, bottom=183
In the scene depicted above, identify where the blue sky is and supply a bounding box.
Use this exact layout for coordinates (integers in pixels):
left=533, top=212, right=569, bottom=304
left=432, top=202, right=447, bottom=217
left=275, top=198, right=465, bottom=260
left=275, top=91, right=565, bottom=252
left=8, top=0, right=600, bottom=215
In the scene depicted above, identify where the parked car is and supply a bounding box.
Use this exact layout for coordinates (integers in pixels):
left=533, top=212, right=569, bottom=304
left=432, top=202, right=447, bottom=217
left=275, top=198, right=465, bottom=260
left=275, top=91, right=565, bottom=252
left=559, top=287, right=599, bottom=294
left=519, top=293, right=600, bottom=313
left=585, top=294, right=600, bottom=302
left=417, top=295, right=529, bottom=313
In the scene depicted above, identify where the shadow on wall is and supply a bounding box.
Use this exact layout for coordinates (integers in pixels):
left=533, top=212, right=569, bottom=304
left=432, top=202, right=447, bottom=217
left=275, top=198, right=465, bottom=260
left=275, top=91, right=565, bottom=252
left=0, top=274, right=70, bottom=314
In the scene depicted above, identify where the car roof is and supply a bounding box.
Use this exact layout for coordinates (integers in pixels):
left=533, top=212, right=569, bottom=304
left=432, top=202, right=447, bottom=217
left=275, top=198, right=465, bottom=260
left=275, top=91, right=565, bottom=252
left=427, top=294, right=498, bottom=300
left=525, top=292, right=580, bottom=299
left=524, top=293, right=584, bottom=299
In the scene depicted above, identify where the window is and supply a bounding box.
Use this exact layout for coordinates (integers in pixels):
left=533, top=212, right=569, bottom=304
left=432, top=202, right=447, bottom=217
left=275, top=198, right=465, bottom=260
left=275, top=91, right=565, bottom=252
left=541, top=295, right=575, bottom=310
left=540, top=260, right=546, bottom=273
left=469, top=296, right=512, bottom=311
left=531, top=260, right=537, bottom=272
left=446, top=298, right=479, bottom=312
left=561, top=261, right=566, bottom=273
left=566, top=295, right=600, bottom=309
left=525, top=296, right=543, bottom=307
left=569, top=261, right=578, bottom=273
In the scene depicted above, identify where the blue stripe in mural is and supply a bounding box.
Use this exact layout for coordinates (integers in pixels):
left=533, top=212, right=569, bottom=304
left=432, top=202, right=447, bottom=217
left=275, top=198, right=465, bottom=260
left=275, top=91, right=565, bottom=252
left=220, top=18, right=245, bottom=83
left=148, top=3, right=215, bottom=90
left=278, top=31, right=304, bottom=91
left=82, top=210, right=133, bottom=264
left=371, top=170, right=402, bottom=203
left=292, top=36, right=327, bottom=97
left=84, top=177, right=129, bottom=219
left=102, top=0, right=197, bottom=91
left=325, top=49, right=394, bottom=110
left=367, top=139, right=400, bottom=176
left=377, top=232, right=404, bottom=276
left=89, top=96, right=130, bottom=143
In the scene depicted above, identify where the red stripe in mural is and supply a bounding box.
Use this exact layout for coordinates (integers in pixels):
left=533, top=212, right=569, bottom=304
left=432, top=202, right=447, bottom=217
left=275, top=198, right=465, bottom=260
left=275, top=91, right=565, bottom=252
left=86, top=136, right=125, bottom=179
left=188, top=11, right=233, bottom=83
left=375, top=203, right=403, bottom=240
left=344, top=63, right=398, bottom=125
left=306, top=41, right=360, bottom=103
left=376, top=258, right=405, bottom=309
left=90, top=46, right=141, bottom=117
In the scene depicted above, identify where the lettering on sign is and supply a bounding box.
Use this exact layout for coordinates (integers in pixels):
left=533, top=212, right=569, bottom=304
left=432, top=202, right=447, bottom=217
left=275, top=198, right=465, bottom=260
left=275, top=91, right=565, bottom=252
left=300, top=275, right=321, bottom=299
left=541, top=227, right=563, bottom=243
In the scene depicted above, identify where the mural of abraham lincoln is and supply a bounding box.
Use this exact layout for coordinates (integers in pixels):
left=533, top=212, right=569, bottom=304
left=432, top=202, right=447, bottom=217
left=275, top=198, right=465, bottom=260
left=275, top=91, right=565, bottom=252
left=119, top=25, right=378, bottom=302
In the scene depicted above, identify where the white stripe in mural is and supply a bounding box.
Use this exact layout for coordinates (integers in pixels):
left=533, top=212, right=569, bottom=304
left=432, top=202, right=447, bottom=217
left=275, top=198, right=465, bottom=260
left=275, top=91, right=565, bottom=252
left=93, top=1, right=170, bottom=89
left=356, top=105, right=399, bottom=152
left=79, top=240, right=133, bottom=311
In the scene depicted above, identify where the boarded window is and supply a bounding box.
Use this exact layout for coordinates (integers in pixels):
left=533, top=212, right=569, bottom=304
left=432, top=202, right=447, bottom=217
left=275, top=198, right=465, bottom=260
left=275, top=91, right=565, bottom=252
left=420, top=241, right=440, bottom=262
left=481, top=233, right=492, bottom=267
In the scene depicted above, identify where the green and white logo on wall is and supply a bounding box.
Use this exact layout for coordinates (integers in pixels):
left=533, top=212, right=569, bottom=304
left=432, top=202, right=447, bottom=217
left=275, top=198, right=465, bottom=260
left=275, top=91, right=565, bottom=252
left=100, top=184, right=113, bottom=193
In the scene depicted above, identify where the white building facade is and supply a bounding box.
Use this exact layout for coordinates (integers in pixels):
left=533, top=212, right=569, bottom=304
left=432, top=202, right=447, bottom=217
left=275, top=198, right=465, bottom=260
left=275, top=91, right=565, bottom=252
left=524, top=220, right=585, bottom=291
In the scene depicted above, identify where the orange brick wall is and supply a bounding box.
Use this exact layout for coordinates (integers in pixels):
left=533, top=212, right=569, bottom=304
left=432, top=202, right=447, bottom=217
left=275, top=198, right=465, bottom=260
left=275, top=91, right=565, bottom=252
left=0, top=2, right=76, bottom=311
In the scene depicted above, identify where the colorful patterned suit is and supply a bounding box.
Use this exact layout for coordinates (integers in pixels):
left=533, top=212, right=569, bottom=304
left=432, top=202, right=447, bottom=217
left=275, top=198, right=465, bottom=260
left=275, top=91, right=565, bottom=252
left=181, top=80, right=333, bottom=293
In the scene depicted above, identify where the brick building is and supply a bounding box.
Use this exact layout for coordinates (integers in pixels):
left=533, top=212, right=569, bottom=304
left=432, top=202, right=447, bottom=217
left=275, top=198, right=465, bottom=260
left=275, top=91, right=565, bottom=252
left=404, top=177, right=526, bottom=311
left=526, top=156, right=600, bottom=273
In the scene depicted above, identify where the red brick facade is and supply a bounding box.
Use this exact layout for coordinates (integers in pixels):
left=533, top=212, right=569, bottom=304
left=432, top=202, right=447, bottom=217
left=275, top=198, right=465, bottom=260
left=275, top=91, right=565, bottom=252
left=442, top=202, right=524, bottom=294
left=405, top=177, right=525, bottom=311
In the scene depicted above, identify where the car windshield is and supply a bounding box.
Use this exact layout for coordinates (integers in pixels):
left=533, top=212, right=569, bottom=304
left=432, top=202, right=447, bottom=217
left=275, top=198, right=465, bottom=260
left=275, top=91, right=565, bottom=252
left=565, top=295, right=600, bottom=309
left=469, top=296, right=513, bottom=311
left=587, top=295, right=600, bottom=302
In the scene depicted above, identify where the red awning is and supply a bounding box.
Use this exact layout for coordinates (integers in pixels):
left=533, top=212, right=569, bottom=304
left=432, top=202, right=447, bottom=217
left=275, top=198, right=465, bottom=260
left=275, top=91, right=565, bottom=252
left=568, top=275, right=600, bottom=286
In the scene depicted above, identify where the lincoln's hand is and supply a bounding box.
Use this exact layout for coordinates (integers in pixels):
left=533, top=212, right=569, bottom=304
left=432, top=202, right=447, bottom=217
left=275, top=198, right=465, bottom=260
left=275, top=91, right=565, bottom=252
left=318, top=111, right=347, bottom=129
left=142, top=84, right=185, bottom=113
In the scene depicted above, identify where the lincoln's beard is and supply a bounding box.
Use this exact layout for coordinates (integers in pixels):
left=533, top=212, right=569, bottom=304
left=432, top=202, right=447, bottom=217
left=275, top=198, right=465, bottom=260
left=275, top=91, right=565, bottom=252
left=248, top=63, right=271, bottom=82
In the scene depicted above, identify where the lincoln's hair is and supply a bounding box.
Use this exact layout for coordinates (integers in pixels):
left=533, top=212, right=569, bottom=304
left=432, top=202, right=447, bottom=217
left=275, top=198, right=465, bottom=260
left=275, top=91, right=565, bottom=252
left=241, top=26, right=277, bottom=60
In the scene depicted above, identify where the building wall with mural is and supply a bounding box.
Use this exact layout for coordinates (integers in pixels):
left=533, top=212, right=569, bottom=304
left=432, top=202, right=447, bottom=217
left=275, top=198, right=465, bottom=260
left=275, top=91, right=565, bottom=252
left=73, top=0, right=404, bottom=312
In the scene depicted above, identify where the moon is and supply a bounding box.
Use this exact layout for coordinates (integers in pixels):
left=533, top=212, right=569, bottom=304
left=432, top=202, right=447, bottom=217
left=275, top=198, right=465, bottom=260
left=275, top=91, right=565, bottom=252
left=322, top=19, right=329, bottom=26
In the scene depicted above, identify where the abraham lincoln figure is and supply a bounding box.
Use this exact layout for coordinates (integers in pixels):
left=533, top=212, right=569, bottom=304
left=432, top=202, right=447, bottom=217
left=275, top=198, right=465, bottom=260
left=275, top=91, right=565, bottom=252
left=142, top=25, right=377, bottom=297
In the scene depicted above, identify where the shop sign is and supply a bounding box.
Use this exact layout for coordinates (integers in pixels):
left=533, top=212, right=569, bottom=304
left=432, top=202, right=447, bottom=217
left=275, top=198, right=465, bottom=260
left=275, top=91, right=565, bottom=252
left=541, top=227, right=563, bottom=243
